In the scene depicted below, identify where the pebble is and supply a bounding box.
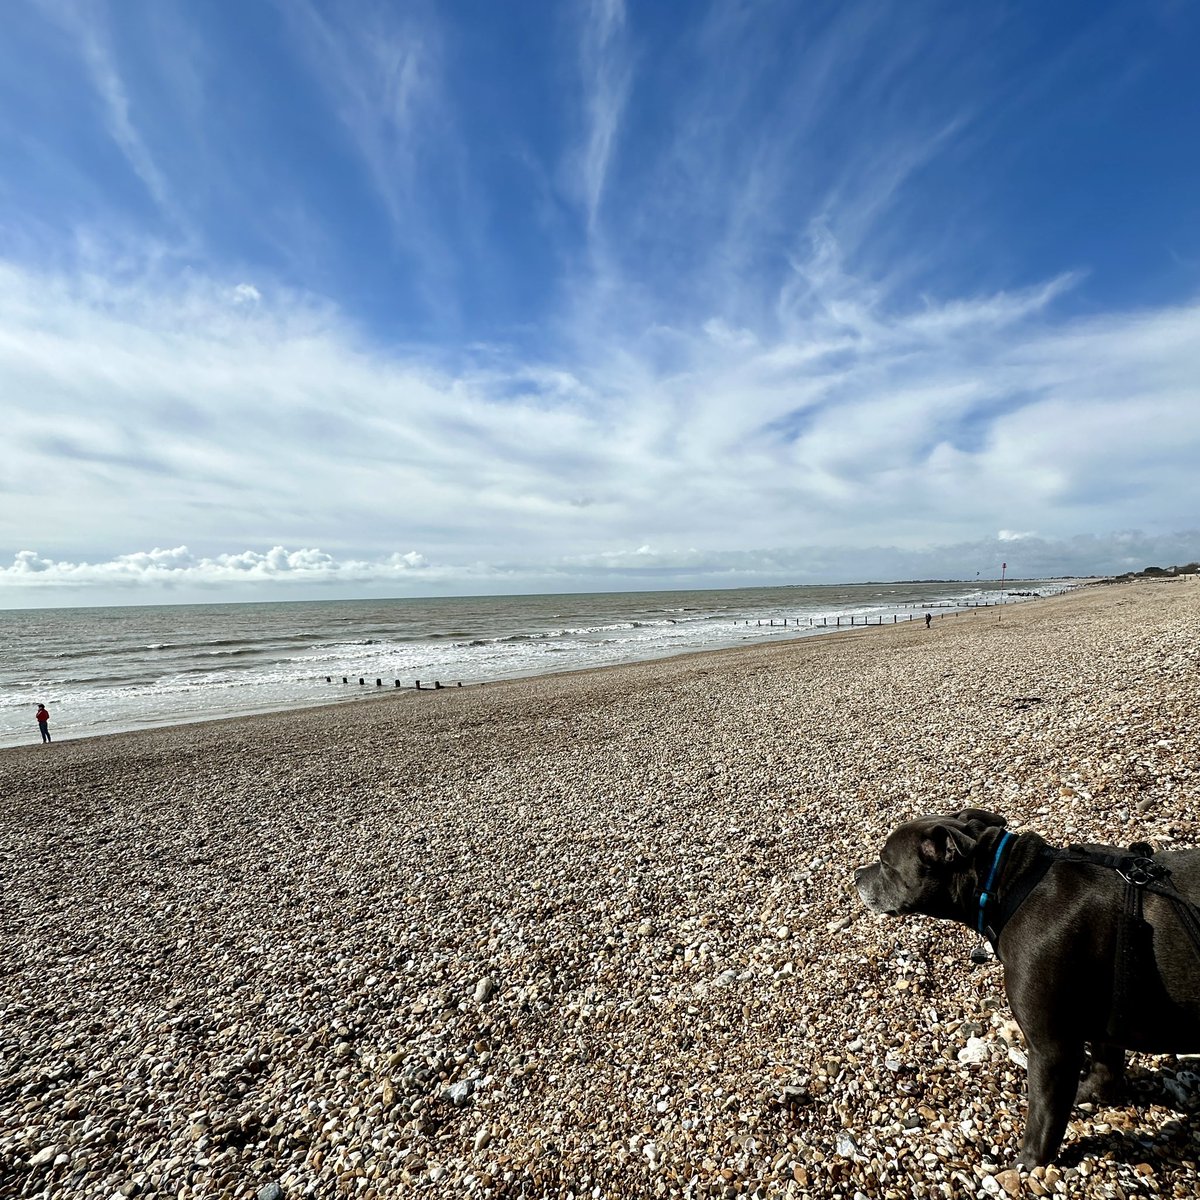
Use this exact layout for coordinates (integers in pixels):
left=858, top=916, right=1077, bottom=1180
left=444, top=1080, right=474, bottom=1107
left=958, top=1037, right=989, bottom=1064
left=995, top=1168, right=1022, bottom=1195
left=4, top=580, right=1199, bottom=1199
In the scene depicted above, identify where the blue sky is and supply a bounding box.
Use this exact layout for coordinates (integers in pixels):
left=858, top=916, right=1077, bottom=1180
left=2, top=0, right=1198, bottom=604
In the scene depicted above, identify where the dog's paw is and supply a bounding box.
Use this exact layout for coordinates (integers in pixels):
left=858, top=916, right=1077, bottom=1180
left=1074, top=1075, right=1122, bottom=1107
left=1075, top=1047, right=1127, bottom=1108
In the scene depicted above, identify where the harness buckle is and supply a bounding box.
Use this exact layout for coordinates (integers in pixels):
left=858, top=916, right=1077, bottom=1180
left=1118, top=857, right=1165, bottom=888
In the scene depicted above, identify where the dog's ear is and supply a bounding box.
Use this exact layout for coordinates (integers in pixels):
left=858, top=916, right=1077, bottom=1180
left=952, top=808, right=1007, bottom=831
left=918, top=823, right=971, bottom=868
left=916, top=820, right=984, bottom=868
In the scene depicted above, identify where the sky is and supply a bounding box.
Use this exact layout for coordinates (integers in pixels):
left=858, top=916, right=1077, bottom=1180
left=2, top=0, right=1199, bottom=607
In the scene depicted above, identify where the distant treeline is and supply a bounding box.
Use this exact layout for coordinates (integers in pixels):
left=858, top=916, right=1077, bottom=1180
left=1113, top=562, right=1200, bottom=581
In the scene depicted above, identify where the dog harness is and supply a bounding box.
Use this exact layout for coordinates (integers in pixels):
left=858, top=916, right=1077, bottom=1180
left=974, top=833, right=1200, bottom=1037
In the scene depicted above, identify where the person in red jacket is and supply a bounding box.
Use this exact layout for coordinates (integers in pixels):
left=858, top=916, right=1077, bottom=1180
left=36, top=703, right=51, bottom=743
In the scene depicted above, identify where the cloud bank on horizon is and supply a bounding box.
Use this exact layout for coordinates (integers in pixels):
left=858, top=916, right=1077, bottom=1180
left=2, top=1, right=1198, bottom=605
left=2, top=532, right=1198, bottom=599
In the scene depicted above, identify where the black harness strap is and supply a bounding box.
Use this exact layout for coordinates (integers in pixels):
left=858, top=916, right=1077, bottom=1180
left=1060, top=844, right=1200, bottom=1038
left=978, top=838, right=1200, bottom=1035
left=1060, top=845, right=1200, bottom=948
left=1115, top=863, right=1143, bottom=1040
left=1162, top=883, right=1200, bottom=951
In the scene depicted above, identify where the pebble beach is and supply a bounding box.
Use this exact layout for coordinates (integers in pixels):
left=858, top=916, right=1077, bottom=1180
left=3, top=578, right=1200, bottom=1200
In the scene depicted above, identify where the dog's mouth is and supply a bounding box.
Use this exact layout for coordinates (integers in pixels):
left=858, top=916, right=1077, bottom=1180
left=857, top=889, right=901, bottom=918
left=855, top=867, right=902, bottom=918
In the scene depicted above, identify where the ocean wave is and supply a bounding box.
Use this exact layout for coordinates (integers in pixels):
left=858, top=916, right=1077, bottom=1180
left=57, top=633, right=322, bottom=659
left=324, top=635, right=424, bottom=648
left=432, top=616, right=711, bottom=645
left=46, top=644, right=158, bottom=662
left=187, top=636, right=277, bottom=652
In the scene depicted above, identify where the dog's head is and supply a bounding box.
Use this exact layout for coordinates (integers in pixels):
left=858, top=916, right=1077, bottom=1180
left=855, top=808, right=1008, bottom=921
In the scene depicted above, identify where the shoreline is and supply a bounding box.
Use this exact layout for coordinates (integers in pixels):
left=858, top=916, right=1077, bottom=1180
left=5, top=577, right=1199, bottom=1198
left=1, top=585, right=1079, bottom=755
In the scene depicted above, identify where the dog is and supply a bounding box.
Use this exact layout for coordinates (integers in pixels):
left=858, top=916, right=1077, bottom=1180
left=855, top=808, right=1200, bottom=1166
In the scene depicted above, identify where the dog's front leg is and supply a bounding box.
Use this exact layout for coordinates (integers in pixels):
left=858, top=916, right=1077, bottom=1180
left=1019, top=1040, right=1084, bottom=1168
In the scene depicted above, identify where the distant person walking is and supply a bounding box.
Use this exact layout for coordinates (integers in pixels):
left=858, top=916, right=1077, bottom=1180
left=925, top=613, right=932, bottom=629
left=36, top=703, right=51, bottom=743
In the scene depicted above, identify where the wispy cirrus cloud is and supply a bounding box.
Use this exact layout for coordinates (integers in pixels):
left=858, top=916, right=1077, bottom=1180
left=40, top=0, right=181, bottom=229
left=283, top=0, right=435, bottom=212
left=279, top=0, right=465, bottom=318
left=572, top=0, right=629, bottom=235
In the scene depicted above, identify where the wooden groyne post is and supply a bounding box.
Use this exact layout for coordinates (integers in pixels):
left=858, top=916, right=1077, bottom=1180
left=326, top=675, right=465, bottom=690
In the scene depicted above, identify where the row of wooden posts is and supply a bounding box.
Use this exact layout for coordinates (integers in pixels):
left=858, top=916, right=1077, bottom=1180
left=745, top=614, right=938, bottom=627
left=328, top=599, right=1019, bottom=689
left=325, top=676, right=464, bottom=690
left=744, top=599, right=1011, bottom=628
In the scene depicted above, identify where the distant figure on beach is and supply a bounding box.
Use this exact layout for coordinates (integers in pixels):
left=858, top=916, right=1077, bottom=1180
left=36, top=703, right=51, bottom=743
left=925, top=613, right=932, bottom=629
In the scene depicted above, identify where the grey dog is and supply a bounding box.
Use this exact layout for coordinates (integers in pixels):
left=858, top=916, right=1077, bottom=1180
left=855, top=808, right=1200, bottom=1167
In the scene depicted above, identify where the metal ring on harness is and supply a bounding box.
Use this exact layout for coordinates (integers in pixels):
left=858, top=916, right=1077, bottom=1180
left=1117, top=857, right=1167, bottom=888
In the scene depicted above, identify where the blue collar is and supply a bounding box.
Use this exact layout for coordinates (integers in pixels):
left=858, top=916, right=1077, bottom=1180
left=977, top=830, right=1014, bottom=936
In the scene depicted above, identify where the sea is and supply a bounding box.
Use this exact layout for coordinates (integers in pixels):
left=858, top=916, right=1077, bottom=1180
left=0, top=580, right=1071, bottom=748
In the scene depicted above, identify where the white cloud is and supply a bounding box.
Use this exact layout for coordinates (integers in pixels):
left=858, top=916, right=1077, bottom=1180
left=573, top=0, right=629, bottom=233
left=4, top=529, right=1197, bottom=606
left=44, top=0, right=183, bottom=228
left=284, top=1, right=434, bottom=215
left=1, top=225, right=1199, bottom=603
left=1, top=545, right=434, bottom=589
left=702, top=319, right=758, bottom=349
left=280, top=0, right=465, bottom=315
